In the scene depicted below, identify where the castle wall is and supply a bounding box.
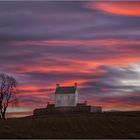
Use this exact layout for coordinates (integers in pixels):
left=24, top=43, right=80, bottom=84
left=90, top=106, right=102, bottom=113
left=33, top=106, right=102, bottom=116
left=55, top=93, right=76, bottom=107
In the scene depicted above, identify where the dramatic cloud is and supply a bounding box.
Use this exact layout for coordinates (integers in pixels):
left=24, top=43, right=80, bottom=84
left=82, top=62, right=140, bottom=97
left=0, top=1, right=140, bottom=117
left=79, top=62, right=140, bottom=110
left=86, top=2, right=140, bottom=16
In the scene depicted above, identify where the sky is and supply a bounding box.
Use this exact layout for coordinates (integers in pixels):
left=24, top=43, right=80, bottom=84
left=0, top=1, right=140, bottom=117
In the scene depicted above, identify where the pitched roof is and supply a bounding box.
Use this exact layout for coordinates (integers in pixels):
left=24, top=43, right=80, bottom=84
left=55, top=86, right=76, bottom=94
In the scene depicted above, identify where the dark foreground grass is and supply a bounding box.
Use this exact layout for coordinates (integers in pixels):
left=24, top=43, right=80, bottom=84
left=0, top=112, right=140, bottom=139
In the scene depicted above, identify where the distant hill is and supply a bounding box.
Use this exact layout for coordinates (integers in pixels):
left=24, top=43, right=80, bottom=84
left=0, top=112, right=140, bottom=139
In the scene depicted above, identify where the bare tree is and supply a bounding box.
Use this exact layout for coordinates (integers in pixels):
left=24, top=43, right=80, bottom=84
left=0, top=73, right=18, bottom=119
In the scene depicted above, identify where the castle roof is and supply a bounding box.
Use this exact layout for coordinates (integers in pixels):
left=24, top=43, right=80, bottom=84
left=55, top=86, right=76, bottom=94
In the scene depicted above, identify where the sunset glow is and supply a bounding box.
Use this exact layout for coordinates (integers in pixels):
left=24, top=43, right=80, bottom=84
left=86, top=2, right=140, bottom=16
left=0, top=1, right=140, bottom=117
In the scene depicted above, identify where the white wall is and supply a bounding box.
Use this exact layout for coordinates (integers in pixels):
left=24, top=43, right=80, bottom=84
left=75, top=90, right=78, bottom=106
left=55, top=93, right=77, bottom=107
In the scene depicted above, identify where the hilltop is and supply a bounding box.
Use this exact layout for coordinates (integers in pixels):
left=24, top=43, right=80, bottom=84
left=0, top=111, right=140, bottom=139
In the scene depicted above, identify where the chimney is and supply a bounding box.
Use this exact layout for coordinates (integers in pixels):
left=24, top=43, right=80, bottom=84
left=84, top=100, right=87, bottom=105
left=74, top=82, right=77, bottom=88
left=56, top=84, right=59, bottom=88
left=46, top=101, right=50, bottom=108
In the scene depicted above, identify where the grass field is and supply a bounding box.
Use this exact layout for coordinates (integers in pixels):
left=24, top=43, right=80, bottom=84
left=0, top=112, right=140, bottom=139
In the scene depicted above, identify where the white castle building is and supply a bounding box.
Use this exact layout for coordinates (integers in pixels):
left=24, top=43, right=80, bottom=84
left=33, top=83, right=102, bottom=116
left=55, top=83, right=78, bottom=107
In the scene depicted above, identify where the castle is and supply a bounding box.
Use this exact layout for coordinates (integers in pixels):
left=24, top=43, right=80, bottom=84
left=33, top=83, right=102, bottom=116
left=55, top=83, right=78, bottom=107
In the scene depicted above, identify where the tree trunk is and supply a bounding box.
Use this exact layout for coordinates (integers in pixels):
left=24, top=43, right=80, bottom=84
left=1, top=112, right=5, bottom=119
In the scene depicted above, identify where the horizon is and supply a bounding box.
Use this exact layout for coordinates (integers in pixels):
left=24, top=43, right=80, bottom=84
left=0, top=1, right=140, bottom=118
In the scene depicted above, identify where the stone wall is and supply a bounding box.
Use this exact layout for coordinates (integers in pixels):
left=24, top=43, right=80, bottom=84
left=33, top=104, right=102, bottom=116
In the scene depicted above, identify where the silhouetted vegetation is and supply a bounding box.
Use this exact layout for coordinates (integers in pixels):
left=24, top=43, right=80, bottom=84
left=0, top=73, right=18, bottom=119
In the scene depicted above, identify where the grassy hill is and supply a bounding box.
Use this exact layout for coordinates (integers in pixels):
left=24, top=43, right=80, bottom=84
left=0, top=112, right=140, bottom=139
